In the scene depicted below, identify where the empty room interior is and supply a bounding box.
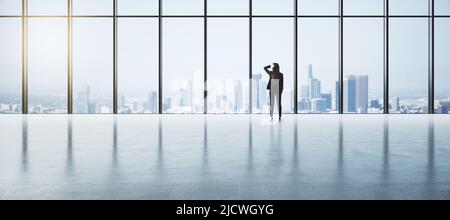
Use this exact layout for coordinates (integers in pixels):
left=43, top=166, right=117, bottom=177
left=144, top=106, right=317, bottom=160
left=1, top=0, right=450, bottom=200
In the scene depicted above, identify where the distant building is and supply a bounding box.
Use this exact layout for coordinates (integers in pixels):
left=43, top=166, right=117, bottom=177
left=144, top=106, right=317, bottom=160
left=390, top=97, right=400, bottom=112
left=437, top=105, right=448, bottom=114
left=312, top=98, right=327, bottom=113
left=88, top=103, right=96, bottom=113
left=344, top=76, right=356, bottom=113
left=343, top=75, right=368, bottom=113
left=355, top=75, right=368, bottom=113
left=148, top=91, right=158, bottom=113
left=300, top=85, right=309, bottom=99
left=163, top=97, right=171, bottom=112
left=439, top=100, right=450, bottom=112
left=77, top=85, right=90, bottom=113
left=335, top=81, right=340, bottom=112
left=290, top=89, right=294, bottom=112
left=234, top=80, right=243, bottom=112
left=308, top=65, right=321, bottom=100
left=298, top=98, right=310, bottom=111
left=421, top=105, right=428, bottom=114
left=119, top=94, right=126, bottom=110
left=252, top=73, right=265, bottom=111
left=299, top=64, right=324, bottom=112
left=370, top=99, right=381, bottom=109
left=320, top=93, right=332, bottom=110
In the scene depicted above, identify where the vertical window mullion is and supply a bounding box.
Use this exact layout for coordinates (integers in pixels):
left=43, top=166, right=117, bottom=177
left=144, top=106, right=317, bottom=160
left=294, top=0, right=298, bottom=114
left=22, top=0, right=28, bottom=114
left=429, top=0, right=435, bottom=113
left=204, top=0, right=207, bottom=114
left=249, top=0, right=252, bottom=113
left=67, top=0, right=73, bottom=114
left=384, top=0, right=389, bottom=114
left=339, top=0, right=344, bottom=114
left=113, top=0, right=118, bottom=114
left=158, top=0, right=163, bottom=114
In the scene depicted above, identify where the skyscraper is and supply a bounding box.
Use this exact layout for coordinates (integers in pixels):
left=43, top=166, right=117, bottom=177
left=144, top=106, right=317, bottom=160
left=300, top=85, right=310, bottom=99
left=335, top=81, right=340, bottom=111
left=343, top=75, right=368, bottom=113
left=252, top=73, right=267, bottom=112
left=320, top=93, right=332, bottom=110
left=119, top=94, right=126, bottom=111
left=344, top=75, right=356, bottom=113
left=370, top=99, right=381, bottom=109
left=148, top=91, right=157, bottom=113
left=77, top=85, right=90, bottom=113
left=439, top=100, right=450, bottom=112
left=355, top=75, right=368, bottom=113
left=308, top=65, right=321, bottom=100
left=390, top=97, right=400, bottom=112
left=298, top=98, right=310, bottom=111
left=437, top=104, right=448, bottom=114
left=234, top=80, right=243, bottom=112
left=252, top=73, right=262, bottom=110
left=312, top=98, right=327, bottom=112
left=181, top=80, right=193, bottom=108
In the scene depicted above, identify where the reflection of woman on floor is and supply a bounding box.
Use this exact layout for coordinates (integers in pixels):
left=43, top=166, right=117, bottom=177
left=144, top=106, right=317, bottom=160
left=264, top=63, right=284, bottom=121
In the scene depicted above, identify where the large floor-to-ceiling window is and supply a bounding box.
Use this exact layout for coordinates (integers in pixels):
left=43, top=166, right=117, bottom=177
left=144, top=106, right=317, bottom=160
left=118, top=18, right=158, bottom=114
left=28, top=18, right=68, bottom=114
left=389, top=0, right=430, bottom=113
left=343, top=0, right=384, bottom=114
left=117, top=0, right=159, bottom=115
left=297, top=0, right=338, bottom=114
left=73, top=18, right=113, bottom=114
left=0, top=0, right=448, bottom=114
left=208, top=18, right=249, bottom=113
left=435, top=0, right=450, bottom=114
left=163, top=18, right=204, bottom=113
left=0, top=16, right=21, bottom=113
left=27, top=1, right=68, bottom=113
left=252, top=0, right=294, bottom=113
left=298, top=18, right=339, bottom=114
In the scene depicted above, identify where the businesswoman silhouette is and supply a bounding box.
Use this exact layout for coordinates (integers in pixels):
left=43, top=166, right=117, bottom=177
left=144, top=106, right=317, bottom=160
left=264, top=63, right=284, bottom=120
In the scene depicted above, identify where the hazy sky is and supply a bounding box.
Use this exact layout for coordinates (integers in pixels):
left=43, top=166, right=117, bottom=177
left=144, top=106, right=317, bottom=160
left=0, top=0, right=450, bottom=102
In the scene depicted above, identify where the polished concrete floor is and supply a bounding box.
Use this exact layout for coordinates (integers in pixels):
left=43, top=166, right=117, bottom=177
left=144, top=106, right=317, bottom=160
left=0, top=114, right=449, bottom=200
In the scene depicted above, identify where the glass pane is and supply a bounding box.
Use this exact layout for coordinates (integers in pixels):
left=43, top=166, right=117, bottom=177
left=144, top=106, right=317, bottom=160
left=436, top=0, right=450, bottom=15
left=208, top=18, right=249, bottom=113
left=298, top=18, right=339, bottom=113
left=253, top=18, right=294, bottom=113
left=163, top=0, right=204, bottom=15
left=28, top=18, right=67, bottom=113
left=0, top=19, right=21, bottom=113
left=344, top=0, right=384, bottom=15
left=28, top=0, right=67, bottom=16
left=389, top=18, right=428, bottom=114
left=344, top=18, right=384, bottom=113
left=118, top=18, right=158, bottom=114
left=299, top=0, right=339, bottom=15
left=389, top=0, right=429, bottom=15
left=207, top=0, right=248, bottom=15
left=253, top=0, right=294, bottom=15
left=0, top=0, right=21, bottom=15
left=435, top=18, right=450, bottom=114
left=73, top=18, right=113, bottom=114
left=74, top=0, right=112, bottom=15
left=118, top=0, right=158, bottom=15
left=163, top=18, right=203, bottom=113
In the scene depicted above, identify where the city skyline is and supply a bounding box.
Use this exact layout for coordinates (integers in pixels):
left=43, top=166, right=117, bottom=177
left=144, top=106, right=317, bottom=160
left=3, top=62, right=449, bottom=114
left=1, top=0, right=450, bottom=114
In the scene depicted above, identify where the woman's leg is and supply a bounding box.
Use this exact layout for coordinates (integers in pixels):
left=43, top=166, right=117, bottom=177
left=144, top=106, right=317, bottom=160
left=270, top=91, right=274, bottom=117
left=278, top=91, right=282, bottom=118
